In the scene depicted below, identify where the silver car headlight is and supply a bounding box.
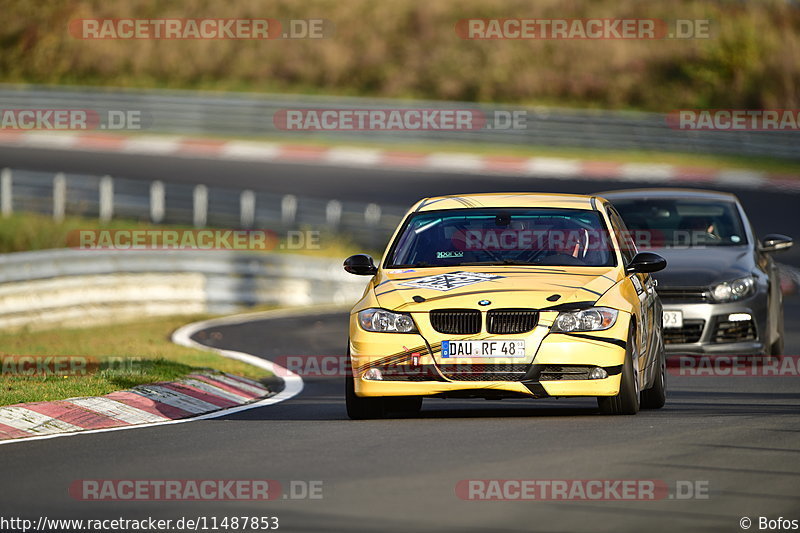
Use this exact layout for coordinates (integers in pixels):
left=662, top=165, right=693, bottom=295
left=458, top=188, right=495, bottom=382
left=710, top=276, right=755, bottom=303
left=551, top=307, right=618, bottom=333
left=358, top=308, right=418, bottom=333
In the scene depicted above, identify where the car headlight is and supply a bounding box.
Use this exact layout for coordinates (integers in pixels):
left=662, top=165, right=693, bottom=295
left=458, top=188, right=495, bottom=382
left=711, top=276, right=755, bottom=303
left=358, top=308, right=418, bottom=333
left=551, top=307, right=618, bottom=333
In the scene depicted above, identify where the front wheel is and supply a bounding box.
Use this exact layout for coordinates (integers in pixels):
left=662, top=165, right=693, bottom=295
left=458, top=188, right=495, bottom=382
left=770, top=306, right=785, bottom=357
left=598, top=328, right=640, bottom=415
left=385, top=396, right=423, bottom=416
left=345, top=373, right=384, bottom=420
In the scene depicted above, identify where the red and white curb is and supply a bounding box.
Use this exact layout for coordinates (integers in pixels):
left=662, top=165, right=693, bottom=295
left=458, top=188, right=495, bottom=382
left=1, top=130, right=799, bottom=193
left=0, top=372, right=270, bottom=441
left=0, top=306, right=330, bottom=446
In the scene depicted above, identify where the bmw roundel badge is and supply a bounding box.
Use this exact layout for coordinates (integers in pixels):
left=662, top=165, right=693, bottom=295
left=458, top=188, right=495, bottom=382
left=478, top=300, right=491, bottom=306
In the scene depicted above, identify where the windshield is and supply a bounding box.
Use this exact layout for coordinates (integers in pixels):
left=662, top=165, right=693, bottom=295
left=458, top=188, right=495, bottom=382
left=611, top=198, right=748, bottom=248
left=386, top=208, right=617, bottom=268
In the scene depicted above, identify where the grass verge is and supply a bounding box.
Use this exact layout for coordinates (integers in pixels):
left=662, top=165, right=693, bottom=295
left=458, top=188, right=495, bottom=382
left=0, top=212, right=373, bottom=256
left=0, top=315, right=269, bottom=406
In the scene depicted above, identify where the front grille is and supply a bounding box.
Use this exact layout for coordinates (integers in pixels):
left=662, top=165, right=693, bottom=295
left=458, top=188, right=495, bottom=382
left=539, top=365, right=593, bottom=381
left=487, top=309, right=539, bottom=334
left=439, top=363, right=529, bottom=382
left=664, top=319, right=705, bottom=344
left=713, top=319, right=757, bottom=343
left=430, top=309, right=481, bottom=335
left=656, top=287, right=709, bottom=303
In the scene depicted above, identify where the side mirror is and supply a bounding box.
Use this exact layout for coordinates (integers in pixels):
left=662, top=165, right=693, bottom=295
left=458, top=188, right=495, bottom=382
left=626, top=252, right=667, bottom=274
left=344, top=254, right=378, bottom=276
left=760, top=234, right=793, bottom=253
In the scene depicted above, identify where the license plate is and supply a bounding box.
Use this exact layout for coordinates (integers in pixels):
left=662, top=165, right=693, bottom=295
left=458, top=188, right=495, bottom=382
left=441, top=340, right=525, bottom=358
left=663, top=310, right=683, bottom=329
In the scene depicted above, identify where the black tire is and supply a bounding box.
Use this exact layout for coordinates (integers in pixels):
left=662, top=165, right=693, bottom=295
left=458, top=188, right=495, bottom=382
left=385, top=396, right=423, bottom=416
left=770, top=337, right=784, bottom=357
left=640, top=354, right=666, bottom=409
left=598, top=328, right=640, bottom=415
left=770, top=307, right=785, bottom=357
left=345, top=372, right=384, bottom=420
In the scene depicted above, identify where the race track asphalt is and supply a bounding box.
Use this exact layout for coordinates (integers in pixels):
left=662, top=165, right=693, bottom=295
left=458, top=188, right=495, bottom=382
left=1, top=146, right=799, bottom=532
left=1, top=307, right=799, bottom=532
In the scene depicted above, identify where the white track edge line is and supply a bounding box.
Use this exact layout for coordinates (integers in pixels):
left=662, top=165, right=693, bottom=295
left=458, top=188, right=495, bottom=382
left=0, top=304, right=349, bottom=446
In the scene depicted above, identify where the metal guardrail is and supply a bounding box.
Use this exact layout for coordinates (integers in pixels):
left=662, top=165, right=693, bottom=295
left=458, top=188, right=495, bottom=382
left=0, top=249, right=366, bottom=329
left=0, top=167, right=405, bottom=250
left=1, top=84, right=798, bottom=160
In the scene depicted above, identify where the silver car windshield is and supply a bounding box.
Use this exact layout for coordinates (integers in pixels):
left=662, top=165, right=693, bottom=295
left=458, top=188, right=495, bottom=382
left=612, top=199, right=748, bottom=247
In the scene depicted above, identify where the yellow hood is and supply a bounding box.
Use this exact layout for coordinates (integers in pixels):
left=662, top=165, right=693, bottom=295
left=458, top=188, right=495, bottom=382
left=373, top=266, right=621, bottom=311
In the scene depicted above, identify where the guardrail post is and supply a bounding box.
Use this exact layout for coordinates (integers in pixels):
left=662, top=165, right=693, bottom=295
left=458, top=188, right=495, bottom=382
left=326, top=200, right=342, bottom=227
left=150, top=180, right=165, bottom=223
left=99, top=175, right=114, bottom=222
left=240, top=190, right=256, bottom=229
left=53, top=173, right=66, bottom=222
left=364, top=203, right=381, bottom=226
left=281, top=194, right=297, bottom=226
left=1, top=168, right=11, bottom=218
left=193, top=184, right=208, bottom=228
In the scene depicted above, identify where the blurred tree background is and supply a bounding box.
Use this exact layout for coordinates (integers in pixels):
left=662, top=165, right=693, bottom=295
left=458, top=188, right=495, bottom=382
left=0, top=0, right=797, bottom=111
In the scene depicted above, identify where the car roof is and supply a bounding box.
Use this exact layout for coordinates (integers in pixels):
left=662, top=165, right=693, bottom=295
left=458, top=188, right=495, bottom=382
left=413, top=193, right=597, bottom=212
left=597, top=188, right=739, bottom=202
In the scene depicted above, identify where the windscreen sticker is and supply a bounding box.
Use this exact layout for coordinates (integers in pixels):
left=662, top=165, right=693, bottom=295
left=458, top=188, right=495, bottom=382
left=436, top=251, right=464, bottom=259
left=399, top=271, right=503, bottom=292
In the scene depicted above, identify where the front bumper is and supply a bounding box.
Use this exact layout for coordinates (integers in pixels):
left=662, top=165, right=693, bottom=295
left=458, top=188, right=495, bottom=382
left=349, top=312, right=631, bottom=399
left=354, top=373, right=623, bottom=399
left=661, top=292, right=768, bottom=356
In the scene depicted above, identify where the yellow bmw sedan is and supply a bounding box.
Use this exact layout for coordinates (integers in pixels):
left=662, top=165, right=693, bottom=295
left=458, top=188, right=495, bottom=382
left=343, top=193, right=667, bottom=418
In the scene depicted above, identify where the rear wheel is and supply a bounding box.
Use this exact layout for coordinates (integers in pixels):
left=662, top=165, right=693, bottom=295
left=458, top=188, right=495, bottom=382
left=641, top=328, right=666, bottom=409
left=598, top=328, right=640, bottom=415
left=640, top=355, right=666, bottom=409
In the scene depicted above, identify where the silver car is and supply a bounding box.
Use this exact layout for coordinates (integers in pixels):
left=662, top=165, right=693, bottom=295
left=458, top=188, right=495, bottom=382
left=600, top=189, right=793, bottom=356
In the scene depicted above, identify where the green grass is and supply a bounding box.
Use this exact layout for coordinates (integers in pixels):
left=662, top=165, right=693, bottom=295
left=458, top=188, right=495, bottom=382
left=0, top=211, right=373, bottom=256
left=0, top=213, right=364, bottom=406
left=0, top=315, right=269, bottom=406
left=0, top=212, right=174, bottom=254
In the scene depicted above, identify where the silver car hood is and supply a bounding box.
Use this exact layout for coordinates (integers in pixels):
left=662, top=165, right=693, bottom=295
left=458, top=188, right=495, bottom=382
left=648, top=246, right=755, bottom=288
